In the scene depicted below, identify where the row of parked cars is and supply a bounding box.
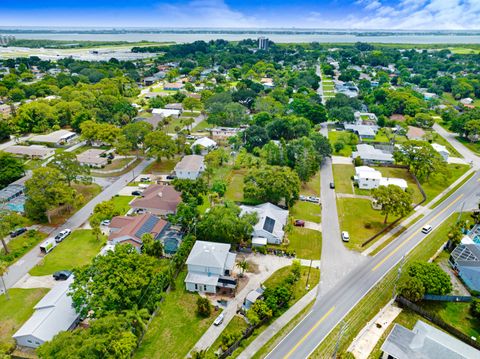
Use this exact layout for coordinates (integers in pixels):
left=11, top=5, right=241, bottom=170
left=298, top=195, right=320, bottom=204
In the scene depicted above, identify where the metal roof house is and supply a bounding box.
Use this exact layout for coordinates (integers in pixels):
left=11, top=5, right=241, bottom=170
left=240, top=202, right=289, bottom=245
left=352, top=144, right=394, bottom=165
left=381, top=320, right=480, bottom=359
left=185, top=241, right=237, bottom=294
left=13, top=276, right=79, bottom=348
left=174, top=155, right=205, bottom=180
left=191, top=137, right=217, bottom=154
left=344, top=124, right=377, bottom=139
left=449, top=240, right=480, bottom=292
left=29, top=130, right=77, bottom=147
left=431, top=143, right=450, bottom=162
left=4, top=145, right=55, bottom=160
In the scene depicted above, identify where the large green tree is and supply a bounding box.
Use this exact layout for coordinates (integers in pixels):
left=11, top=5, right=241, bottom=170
left=406, top=261, right=452, bottom=295
left=372, top=185, right=412, bottom=223
left=144, top=130, right=177, bottom=162
left=0, top=151, right=24, bottom=189
left=244, top=165, right=300, bottom=208
left=48, top=152, right=91, bottom=186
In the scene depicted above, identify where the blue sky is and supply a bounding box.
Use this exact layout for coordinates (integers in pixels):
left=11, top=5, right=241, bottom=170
left=1, top=0, right=480, bottom=29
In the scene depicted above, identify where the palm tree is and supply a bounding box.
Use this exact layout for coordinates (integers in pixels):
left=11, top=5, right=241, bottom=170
left=236, top=259, right=249, bottom=278
left=0, top=260, right=9, bottom=300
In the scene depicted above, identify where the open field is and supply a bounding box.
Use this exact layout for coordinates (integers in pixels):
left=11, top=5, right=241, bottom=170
left=286, top=227, right=322, bottom=259
left=111, top=195, right=134, bottom=214
left=421, top=163, right=470, bottom=203
left=332, top=164, right=355, bottom=194
left=224, top=169, right=247, bottom=202
left=300, top=171, right=320, bottom=196
left=290, top=201, right=321, bottom=224
left=29, top=229, right=105, bottom=276
left=134, top=271, right=219, bottom=359
left=328, top=130, right=357, bottom=157
left=142, top=157, right=179, bottom=174
left=337, top=197, right=401, bottom=251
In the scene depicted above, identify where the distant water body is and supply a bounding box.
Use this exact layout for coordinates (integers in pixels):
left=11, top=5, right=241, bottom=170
left=11, top=32, right=480, bottom=44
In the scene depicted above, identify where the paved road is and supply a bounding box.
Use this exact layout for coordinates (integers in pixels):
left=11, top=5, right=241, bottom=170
left=2, top=158, right=153, bottom=291
left=433, top=123, right=479, bottom=168
left=318, top=123, right=366, bottom=296
left=266, top=171, right=480, bottom=358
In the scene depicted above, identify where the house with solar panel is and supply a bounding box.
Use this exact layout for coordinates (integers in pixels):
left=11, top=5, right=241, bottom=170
left=108, top=213, right=183, bottom=255
left=185, top=241, right=237, bottom=294
left=239, top=203, right=289, bottom=245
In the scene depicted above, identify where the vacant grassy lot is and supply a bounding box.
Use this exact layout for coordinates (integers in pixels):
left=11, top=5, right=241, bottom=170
left=29, top=230, right=105, bottom=276
left=337, top=197, right=400, bottom=251
left=0, top=288, right=49, bottom=350
left=332, top=164, right=355, bottom=194
left=224, top=169, right=246, bottom=202
left=300, top=171, right=320, bottom=196
left=0, top=230, right=47, bottom=266
left=142, top=157, right=179, bottom=174
left=111, top=195, right=134, bottom=215
left=287, top=227, right=322, bottom=260
left=375, top=167, right=424, bottom=204
left=290, top=201, right=321, bottom=224
left=456, top=136, right=480, bottom=155
left=193, top=119, right=212, bottom=131
left=134, top=271, right=219, bottom=359
left=328, top=130, right=357, bottom=157
left=421, top=163, right=470, bottom=203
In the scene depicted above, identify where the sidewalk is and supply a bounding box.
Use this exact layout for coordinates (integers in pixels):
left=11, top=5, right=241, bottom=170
left=237, top=285, right=318, bottom=359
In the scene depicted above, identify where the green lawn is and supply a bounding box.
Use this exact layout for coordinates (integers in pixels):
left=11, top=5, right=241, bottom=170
left=332, top=164, right=355, bottom=194
left=162, top=116, right=187, bottom=133
left=328, top=130, right=357, bottom=157
left=0, top=288, right=49, bottom=350
left=431, top=171, right=475, bottom=209
left=456, top=136, right=480, bottom=155
left=421, top=164, right=470, bottom=203
left=290, top=201, right=321, bottom=224
left=142, top=157, right=180, bottom=174
left=362, top=129, right=392, bottom=143
left=29, top=229, right=105, bottom=276
left=208, top=315, right=249, bottom=355
left=427, top=132, right=462, bottom=158
left=111, top=195, right=134, bottom=215
left=224, top=169, right=246, bottom=202
left=286, top=227, right=322, bottom=260
left=0, top=230, right=47, bottom=266
left=300, top=171, right=320, bottom=196
left=193, top=119, right=211, bottom=131
left=134, top=271, right=219, bottom=359
left=337, top=198, right=401, bottom=251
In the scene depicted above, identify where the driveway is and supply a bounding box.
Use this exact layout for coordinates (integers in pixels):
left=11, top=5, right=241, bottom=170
left=332, top=155, right=353, bottom=165
left=3, top=158, right=154, bottom=290
left=12, top=274, right=56, bottom=289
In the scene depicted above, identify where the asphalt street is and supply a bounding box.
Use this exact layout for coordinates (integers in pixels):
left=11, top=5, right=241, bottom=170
left=2, top=158, right=153, bottom=290
left=266, top=168, right=480, bottom=359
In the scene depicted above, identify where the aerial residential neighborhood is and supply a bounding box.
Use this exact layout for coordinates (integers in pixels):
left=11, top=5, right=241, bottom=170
left=1, top=4, right=480, bottom=359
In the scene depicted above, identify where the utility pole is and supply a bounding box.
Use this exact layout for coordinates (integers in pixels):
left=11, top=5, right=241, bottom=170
left=305, top=259, right=313, bottom=290
left=332, top=320, right=346, bottom=358
left=392, top=255, right=406, bottom=300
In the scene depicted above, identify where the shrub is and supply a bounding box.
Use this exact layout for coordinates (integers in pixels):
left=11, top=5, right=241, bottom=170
left=196, top=296, right=211, bottom=317
left=470, top=298, right=480, bottom=319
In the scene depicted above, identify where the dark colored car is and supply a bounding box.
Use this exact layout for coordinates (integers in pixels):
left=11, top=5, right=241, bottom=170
left=53, top=270, right=72, bottom=281
left=131, top=190, right=142, bottom=196
left=166, top=175, right=175, bottom=180
left=294, top=219, right=305, bottom=227
left=10, top=227, right=27, bottom=238
left=330, top=182, right=335, bottom=189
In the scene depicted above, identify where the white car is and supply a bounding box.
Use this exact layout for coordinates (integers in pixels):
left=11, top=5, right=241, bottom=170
left=421, top=225, right=433, bottom=234
left=213, top=313, right=224, bottom=326
left=101, top=219, right=111, bottom=226
left=341, top=231, right=350, bottom=242
left=55, top=229, right=71, bottom=243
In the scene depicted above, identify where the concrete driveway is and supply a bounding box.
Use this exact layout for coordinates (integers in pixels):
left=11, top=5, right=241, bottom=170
left=12, top=274, right=56, bottom=289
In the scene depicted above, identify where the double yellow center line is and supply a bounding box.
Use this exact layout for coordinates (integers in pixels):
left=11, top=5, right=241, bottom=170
left=372, top=194, right=463, bottom=272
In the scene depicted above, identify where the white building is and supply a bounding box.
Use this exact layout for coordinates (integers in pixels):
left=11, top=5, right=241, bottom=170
left=30, top=130, right=77, bottom=147
left=13, top=276, right=79, bottom=348
left=152, top=108, right=181, bottom=118
left=4, top=145, right=55, bottom=160
left=76, top=148, right=108, bottom=168
left=191, top=137, right=217, bottom=154
left=185, top=241, right=237, bottom=294
left=460, top=97, right=473, bottom=105
left=354, top=166, right=408, bottom=190
left=240, top=202, right=289, bottom=244
left=174, top=155, right=205, bottom=180
left=431, top=143, right=450, bottom=162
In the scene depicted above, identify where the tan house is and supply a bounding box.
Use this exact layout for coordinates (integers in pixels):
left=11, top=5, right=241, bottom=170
left=76, top=149, right=108, bottom=168
left=4, top=145, right=55, bottom=160
left=406, top=126, right=426, bottom=141
left=130, top=184, right=182, bottom=216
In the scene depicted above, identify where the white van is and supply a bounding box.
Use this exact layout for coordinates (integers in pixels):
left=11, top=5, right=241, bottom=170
left=39, top=238, right=57, bottom=254
left=421, top=225, right=433, bottom=234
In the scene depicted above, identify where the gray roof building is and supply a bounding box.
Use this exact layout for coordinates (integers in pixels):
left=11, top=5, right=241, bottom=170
left=381, top=320, right=480, bottom=359
left=352, top=144, right=394, bottom=165
left=240, top=202, right=289, bottom=245
left=13, top=276, right=79, bottom=348
left=449, top=242, right=480, bottom=292
left=344, top=124, right=377, bottom=139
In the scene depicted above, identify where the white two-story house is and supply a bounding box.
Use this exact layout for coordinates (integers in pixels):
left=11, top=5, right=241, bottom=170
left=185, top=241, right=237, bottom=294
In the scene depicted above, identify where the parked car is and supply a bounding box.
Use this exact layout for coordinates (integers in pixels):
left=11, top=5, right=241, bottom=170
left=135, top=208, right=146, bottom=214
left=299, top=195, right=307, bottom=201
left=294, top=219, right=305, bottom=227
left=341, top=231, right=350, bottom=242
left=421, top=225, right=433, bottom=234
left=213, top=313, right=224, bottom=326
left=55, top=229, right=71, bottom=243
left=131, top=190, right=142, bottom=196
left=307, top=196, right=320, bottom=203
left=330, top=182, right=335, bottom=189
left=53, top=270, right=72, bottom=281
left=166, top=175, right=175, bottom=180
left=10, top=227, right=27, bottom=238
left=101, top=219, right=111, bottom=226
left=107, top=153, right=114, bottom=160
left=140, top=177, right=150, bottom=182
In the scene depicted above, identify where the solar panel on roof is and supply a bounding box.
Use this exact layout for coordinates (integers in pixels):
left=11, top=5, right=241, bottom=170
left=135, top=216, right=159, bottom=238
left=263, top=216, right=275, bottom=233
